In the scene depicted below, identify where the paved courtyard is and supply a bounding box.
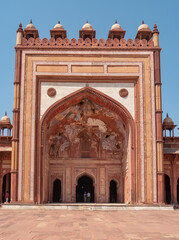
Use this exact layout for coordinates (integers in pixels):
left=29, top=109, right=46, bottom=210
left=0, top=209, right=179, bottom=240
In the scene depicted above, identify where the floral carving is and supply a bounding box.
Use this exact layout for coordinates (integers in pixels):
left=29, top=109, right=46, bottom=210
left=78, top=38, right=83, bottom=47
left=63, top=38, right=69, bottom=47
left=92, top=38, right=98, bottom=46
left=119, top=89, right=129, bottom=98
left=106, top=38, right=113, bottom=47
left=99, top=38, right=105, bottom=47
left=22, top=38, right=27, bottom=46
left=47, top=88, right=56, bottom=97
left=35, top=38, right=41, bottom=46
left=134, top=38, right=140, bottom=47
left=127, top=39, right=133, bottom=47
left=49, top=38, right=55, bottom=46
left=141, top=39, right=147, bottom=47
left=120, top=38, right=126, bottom=47
left=56, top=37, right=62, bottom=46
left=85, top=38, right=91, bottom=47
left=113, top=38, right=119, bottom=47
left=42, top=38, right=49, bottom=46
left=28, top=37, right=35, bottom=46
left=71, top=38, right=77, bottom=46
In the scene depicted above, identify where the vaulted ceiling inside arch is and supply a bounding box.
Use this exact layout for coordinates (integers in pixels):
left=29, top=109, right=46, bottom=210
left=47, top=99, right=128, bottom=161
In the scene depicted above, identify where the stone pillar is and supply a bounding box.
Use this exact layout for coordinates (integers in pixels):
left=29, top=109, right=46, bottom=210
left=172, top=156, right=178, bottom=204
left=11, top=36, right=22, bottom=202
left=99, top=168, right=106, bottom=202
left=154, top=46, right=164, bottom=203
left=6, top=174, right=9, bottom=193
left=65, top=167, right=72, bottom=202
left=153, top=24, right=159, bottom=47
left=16, top=23, right=23, bottom=46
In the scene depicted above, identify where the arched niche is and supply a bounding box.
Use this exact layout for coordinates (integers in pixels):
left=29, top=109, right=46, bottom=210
left=110, top=180, right=118, bottom=203
left=165, top=174, right=171, bottom=204
left=38, top=87, right=136, bottom=204
left=53, top=179, right=61, bottom=203
left=76, top=175, right=94, bottom=203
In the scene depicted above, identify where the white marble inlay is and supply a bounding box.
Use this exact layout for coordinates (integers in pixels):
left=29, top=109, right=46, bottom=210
left=40, top=82, right=134, bottom=119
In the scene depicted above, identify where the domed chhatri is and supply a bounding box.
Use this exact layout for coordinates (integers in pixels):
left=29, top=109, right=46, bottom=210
left=163, top=113, right=174, bottom=125
left=135, top=21, right=152, bottom=41
left=108, top=20, right=125, bottom=40
left=111, top=20, right=121, bottom=30
left=50, top=21, right=67, bottom=40
left=79, top=21, right=96, bottom=40
left=24, top=20, right=39, bottom=40
left=1, top=112, right=11, bottom=123
left=25, top=20, right=36, bottom=29
left=82, top=21, right=93, bottom=30
left=54, top=21, right=64, bottom=29
left=0, top=112, right=12, bottom=137
left=138, top=21, right=151, bottom=31
left=163, top=113, right=177, bottom=137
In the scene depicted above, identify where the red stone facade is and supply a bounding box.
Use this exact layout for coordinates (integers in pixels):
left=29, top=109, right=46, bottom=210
left=0, top=21, right=178, bottom=205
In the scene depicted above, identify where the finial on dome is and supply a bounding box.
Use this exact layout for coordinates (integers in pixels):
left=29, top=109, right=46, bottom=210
left=19, top=22, right=22, bottom=28
left=115, top=20, right=117, bottom=24
left=58, top=21, right=60, bottom=24
left=86, top=20, right=88, bottom=23
left=142, top=20, right=144, bottom=24
left=5, top=112, right=7, bottom=116
left=166, top=113, right=169, bottom=118
left=30, top=19, right=32, bottom=24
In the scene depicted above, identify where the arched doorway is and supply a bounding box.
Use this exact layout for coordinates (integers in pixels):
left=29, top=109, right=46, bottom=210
left=165, top=174, right=171, bottom=204
left=177, top=178, right=179, bottom=204
left=76, top=175, right=94, bottom=203
left=53, top=179, right=61, bottom=202
left=110, top=180, right=117, bottom=203
left=2, top=173, right=11, bottom=203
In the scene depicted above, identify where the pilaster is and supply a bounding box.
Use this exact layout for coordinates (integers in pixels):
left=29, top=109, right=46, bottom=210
left=154, top=49, right=164, bottom=203
left=11, top=49, right=22, bottom=202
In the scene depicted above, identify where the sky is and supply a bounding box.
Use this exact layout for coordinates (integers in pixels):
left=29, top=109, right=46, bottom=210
left=0, top=0, right=179, bottom=135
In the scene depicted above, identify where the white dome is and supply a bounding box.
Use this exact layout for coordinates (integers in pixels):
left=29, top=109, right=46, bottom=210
left=138, top=22, right=150, bottom=31
left=25, top=20, right=36, bottom=29
left=111, top=21, right=121, bottom=30
left=82, top=21, right=93, bottom=30
left=54, top=21, right=64, bottom=29
left=1, top=113, right=10, bottom=123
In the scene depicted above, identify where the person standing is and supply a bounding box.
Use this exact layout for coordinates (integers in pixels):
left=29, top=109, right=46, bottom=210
left=5, top=191, right=9, bottom=203
left=83, top=192, right=87, bottom=202
left=87, top=191, right=91, bottom=203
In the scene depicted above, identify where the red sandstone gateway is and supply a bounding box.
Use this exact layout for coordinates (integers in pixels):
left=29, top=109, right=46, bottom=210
left=0, top=20, right=178, bottom=205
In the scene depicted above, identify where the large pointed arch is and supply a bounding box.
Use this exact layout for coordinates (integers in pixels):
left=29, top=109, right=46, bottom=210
left=37, top=86, right=136, bottom=203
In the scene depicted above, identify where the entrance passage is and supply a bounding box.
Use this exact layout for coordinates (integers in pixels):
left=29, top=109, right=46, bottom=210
left=76, top=175, right=94, bottom=203
left=177, top=178, right=179, bottom=204
left=110, top=180, right=117, bottom=203
left=2, top=173, right=11, bottom=203
left=165, top=174, right=171, bottom=204
left=53, top=179, right=61, bottom=202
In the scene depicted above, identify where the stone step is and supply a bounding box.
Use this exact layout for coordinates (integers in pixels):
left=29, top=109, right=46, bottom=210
left=1, top=203, right=176, bottom=211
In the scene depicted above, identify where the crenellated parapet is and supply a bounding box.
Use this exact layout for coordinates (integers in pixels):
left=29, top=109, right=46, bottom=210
left=21, top=37, right=154, bottom=48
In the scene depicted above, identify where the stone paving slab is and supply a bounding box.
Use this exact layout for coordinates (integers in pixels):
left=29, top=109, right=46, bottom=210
left=0, top=209, right=179, bottom=240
